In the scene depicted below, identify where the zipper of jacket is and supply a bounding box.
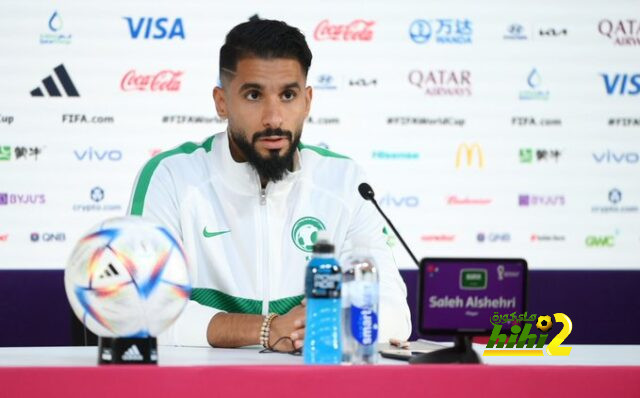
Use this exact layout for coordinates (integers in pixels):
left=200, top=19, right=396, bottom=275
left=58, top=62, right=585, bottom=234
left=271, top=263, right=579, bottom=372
left=259, top=186, right=270, bottom=315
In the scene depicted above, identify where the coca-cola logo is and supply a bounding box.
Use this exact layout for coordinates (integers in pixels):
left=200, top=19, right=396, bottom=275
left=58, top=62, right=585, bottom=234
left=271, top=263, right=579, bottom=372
left=314, top=19, right=375, bottom=41
left=120, top=70, right=183, bottom=91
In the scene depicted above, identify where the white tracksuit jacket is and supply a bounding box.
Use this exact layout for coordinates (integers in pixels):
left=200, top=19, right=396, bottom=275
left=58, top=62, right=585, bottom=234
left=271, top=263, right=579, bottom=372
left=128, top=131, right=412, bottom=346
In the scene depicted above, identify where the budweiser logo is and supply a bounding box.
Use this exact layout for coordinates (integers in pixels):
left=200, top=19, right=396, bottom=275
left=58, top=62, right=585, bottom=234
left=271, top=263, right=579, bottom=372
left=314, top=19, right=375, bottom=41
left=447, top=196, right=492, bottom=205
left=121, top=70, right=183, bottom=91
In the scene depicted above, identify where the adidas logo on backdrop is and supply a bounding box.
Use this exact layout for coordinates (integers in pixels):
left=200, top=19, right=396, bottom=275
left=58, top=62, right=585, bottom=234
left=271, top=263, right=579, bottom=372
left=30, top=64, right=79, bottom=97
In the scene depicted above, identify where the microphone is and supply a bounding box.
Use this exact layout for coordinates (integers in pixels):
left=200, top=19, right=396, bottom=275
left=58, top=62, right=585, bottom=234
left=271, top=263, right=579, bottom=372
left=357, top=182, right=420, bottom=267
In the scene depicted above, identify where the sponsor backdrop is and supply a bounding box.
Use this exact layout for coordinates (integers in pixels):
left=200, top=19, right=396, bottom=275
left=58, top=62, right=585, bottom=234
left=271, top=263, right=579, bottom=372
left=0, top=0, right=638, bottom=270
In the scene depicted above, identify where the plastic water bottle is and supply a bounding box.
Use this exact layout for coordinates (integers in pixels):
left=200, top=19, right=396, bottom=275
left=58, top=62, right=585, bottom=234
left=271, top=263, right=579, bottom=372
left=303, top=232, right=342, bottom=364
left=343, top=242, right=379, bottom=364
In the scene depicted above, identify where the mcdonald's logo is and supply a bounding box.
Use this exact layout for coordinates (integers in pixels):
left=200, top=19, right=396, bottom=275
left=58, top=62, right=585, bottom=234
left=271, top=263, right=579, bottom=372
left=456, top=143, right=484, bottom=168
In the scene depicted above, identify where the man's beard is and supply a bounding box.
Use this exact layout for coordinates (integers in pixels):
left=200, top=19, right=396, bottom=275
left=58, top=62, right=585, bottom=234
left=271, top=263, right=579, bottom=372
left=230, top=127, right=301, bottom=183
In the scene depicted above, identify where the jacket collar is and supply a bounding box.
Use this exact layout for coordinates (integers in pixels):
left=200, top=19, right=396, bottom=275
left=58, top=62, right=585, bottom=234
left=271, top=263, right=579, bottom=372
left=211, top=130, right=302, bottom=196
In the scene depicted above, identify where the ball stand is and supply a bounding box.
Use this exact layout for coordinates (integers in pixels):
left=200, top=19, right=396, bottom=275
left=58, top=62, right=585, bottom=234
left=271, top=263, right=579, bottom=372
left=98, top=337, right=158, bottom=365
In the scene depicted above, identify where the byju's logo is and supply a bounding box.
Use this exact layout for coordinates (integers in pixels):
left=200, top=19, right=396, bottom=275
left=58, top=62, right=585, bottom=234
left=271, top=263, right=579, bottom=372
left=40, top=11, right=72, bottom=44
left=0, top=193, right=46, bottom=206
left=504, top=24, right=527, bottom=40
left=73, top=148, right=122, bottom=161
left=591, top=189, right=638, bottom=214
left=408, top=69, right=472, bottom=96
left=379, top=194, right=419, bottom=208
left=519, top=68, right=549, bottom=100
left=519, top=194, right=565, bottom=207
left=598, top=19, right=640, bottom=46
left=124, top=17, right=185, bottom=40
left=409, top=19, right=472, bottom=44
left=30, top=64, right=79, bottom=97
left=601, top=73, right=640, bottom=95
left=592, top=150, right=639, bottom=164
left=456, top=143, right=484, bottom=169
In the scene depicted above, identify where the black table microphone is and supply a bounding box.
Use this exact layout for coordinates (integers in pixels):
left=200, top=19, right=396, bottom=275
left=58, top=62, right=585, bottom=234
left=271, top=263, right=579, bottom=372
left=357, top=182, right=420, bottom=267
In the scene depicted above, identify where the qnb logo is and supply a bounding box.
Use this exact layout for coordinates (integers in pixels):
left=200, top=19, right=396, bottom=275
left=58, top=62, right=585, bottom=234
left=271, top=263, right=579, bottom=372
left=74, top=148, right=122, bottom=161
left=30, top=232, right=66, bottom=242
left=601, top=73, right=640, bottom=95
left=30, top=64, right=79, bottom=97
left=124, top=17, right=185, bottom=40
left=592, top=150, right=639, bottom=164
left=456, top=143, right=484, bottom=169
left=585, top=235, right=615, bottom=248
left=379, top=194, right=419, bottom=208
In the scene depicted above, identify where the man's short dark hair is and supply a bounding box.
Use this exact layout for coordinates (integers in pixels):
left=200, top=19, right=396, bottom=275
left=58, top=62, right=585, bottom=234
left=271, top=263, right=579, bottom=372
left=219, top=19, right=312, bottom=85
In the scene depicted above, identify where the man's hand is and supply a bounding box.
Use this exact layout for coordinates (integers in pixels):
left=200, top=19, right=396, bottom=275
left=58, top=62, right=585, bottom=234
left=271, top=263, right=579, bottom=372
left=269, top=299, right=306, bottom=351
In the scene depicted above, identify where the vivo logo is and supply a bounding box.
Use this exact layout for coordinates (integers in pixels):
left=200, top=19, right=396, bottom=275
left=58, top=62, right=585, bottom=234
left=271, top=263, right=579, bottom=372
left=74, top=148, right=122, bottom=161
left=601, top=74, right=640, bottom=95
left=124, top=17, right=185, bottom=39
left=379, top=194, right=419, bottom=207
left=592, top=150, right=639, bottom=164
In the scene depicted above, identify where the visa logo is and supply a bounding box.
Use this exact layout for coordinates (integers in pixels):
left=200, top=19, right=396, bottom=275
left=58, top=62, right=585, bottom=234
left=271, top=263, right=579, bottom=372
left=379, top=194, right=419, bottom=207
left=74, top=148, right=122, bottom=161
left=592, top=150, right=639, bottom=164
left=601, top=73, right=640, bottom=95
left=124, top=17, right=185, bottom=39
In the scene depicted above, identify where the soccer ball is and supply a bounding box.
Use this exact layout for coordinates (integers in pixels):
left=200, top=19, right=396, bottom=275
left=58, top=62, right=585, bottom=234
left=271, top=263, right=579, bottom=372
left=65, top=216, right=191, bottom=338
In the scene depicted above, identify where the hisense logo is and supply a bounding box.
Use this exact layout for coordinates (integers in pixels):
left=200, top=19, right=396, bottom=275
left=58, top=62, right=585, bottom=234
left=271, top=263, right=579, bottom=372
left=372, top=151, right=419, bottom=160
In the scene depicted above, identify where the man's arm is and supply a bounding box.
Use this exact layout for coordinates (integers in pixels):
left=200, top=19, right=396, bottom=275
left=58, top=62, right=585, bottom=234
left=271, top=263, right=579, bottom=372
left=207, top=303, right=306, bottom=350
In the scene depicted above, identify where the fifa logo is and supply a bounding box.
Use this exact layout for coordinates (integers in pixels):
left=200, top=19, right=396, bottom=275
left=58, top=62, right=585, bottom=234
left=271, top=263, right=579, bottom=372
left=456, top=143, right=484, bottom=168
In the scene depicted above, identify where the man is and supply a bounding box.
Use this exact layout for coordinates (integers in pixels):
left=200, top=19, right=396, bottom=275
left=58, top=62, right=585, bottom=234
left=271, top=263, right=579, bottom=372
left=128, top=19, right=411, bottom=351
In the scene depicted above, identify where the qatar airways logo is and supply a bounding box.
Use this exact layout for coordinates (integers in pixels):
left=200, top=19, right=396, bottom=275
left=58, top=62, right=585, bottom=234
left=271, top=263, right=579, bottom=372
left=314, top=19, right=375, bottom=41
left=120, top=70, right=183, bottom=92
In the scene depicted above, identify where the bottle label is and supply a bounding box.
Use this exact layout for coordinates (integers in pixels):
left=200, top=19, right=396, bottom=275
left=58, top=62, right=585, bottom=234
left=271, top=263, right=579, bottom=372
left=311, top=273, right=341, bottom=298
left=350, top=305, right=378, bottom=345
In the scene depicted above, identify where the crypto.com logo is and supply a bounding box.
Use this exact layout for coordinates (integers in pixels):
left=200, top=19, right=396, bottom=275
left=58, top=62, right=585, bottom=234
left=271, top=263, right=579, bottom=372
left=456, top=143, right=484, bottom=168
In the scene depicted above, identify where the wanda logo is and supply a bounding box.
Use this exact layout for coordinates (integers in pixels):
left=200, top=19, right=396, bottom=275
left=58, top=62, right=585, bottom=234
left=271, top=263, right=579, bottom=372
left=121, top=70, right=183, bottom=91
left=314, top=19, right=375, bottom=41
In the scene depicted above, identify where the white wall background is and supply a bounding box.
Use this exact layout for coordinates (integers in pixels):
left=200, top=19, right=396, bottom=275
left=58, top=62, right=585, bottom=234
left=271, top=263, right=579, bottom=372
left=0, top=0, right=638, bottom=270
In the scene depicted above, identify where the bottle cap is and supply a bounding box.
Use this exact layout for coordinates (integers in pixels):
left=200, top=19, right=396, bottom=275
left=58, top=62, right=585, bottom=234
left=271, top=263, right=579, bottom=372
left=313, top=231, right=334, bottom=254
